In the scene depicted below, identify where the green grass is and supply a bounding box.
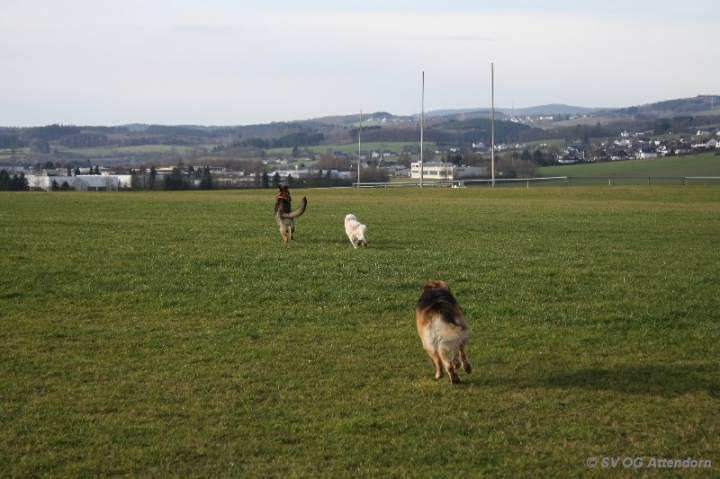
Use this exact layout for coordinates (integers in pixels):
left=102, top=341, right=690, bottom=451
left=1, top=187, right=719, bottom=477
left=538, top=152, right=720, bottom=178
left=266, top=142, right=429, bottom=161
left=57, top=144, right=216, bottom=158
left=54, top=141, right=429, bottom=163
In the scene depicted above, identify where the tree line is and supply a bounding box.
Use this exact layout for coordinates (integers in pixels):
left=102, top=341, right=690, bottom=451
left=352, top=119, right=533, bottom=145
left=212, top=132, right=326, bottom=152
left=0, top=171, right=29, bottom=191
left=124, top=164, right=386, bottom=191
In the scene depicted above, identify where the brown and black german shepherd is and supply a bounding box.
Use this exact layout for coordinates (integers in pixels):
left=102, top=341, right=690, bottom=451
left=415, top=281, right=472, bottom=384
left=274, top=185, right=307, bottom=243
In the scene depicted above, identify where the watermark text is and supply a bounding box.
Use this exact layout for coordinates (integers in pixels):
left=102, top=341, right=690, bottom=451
left=586, top=456, right=712, bottom=469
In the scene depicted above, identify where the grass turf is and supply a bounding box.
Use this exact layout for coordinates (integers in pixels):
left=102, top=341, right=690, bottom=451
left=1, top=187, right=719, bottom=477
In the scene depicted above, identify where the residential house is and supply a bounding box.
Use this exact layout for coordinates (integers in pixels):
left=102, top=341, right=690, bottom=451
left=691, top=138, right=718, bottom=149
left=656, top=145, right=670, bottom=156
left=636, top=148, right=658, bottom=159
left=611, top=150, right=630, bottom=161
left=615, top=139, right=632, bottom=148
left=394, top=167, right=411, bottom=178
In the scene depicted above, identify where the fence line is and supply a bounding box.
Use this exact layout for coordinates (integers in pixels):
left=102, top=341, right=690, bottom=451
left=354, top=177, right=720, bottom=188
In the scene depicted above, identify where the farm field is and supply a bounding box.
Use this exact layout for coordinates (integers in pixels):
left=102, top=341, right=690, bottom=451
left=537, top=152, right=720, bottom=179
left=1, top=187, right=719, bottom=477
left=267, top=141, right=428, bottom=159
left=57, top=144, right=216, bottom=158
left=34, top=141, right=426, bottom=164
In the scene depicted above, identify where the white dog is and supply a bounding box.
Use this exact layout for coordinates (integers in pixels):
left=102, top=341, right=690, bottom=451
left=344, top=214, right=368, bottom=248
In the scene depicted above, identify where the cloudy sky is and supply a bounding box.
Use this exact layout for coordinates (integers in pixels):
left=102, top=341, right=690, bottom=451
left=1, top=1, right=717, bottom=127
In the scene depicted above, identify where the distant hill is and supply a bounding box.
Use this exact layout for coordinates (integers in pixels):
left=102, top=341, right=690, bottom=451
left=499, top=104, right=602, bottom=116
left=2, top=95, right=719, bottom=166
left=422, top=104, right=601, bottom=119
left=609, top=95, right=720, bottom=118
left=422, top=109, right=494, bottom=119
left=307, top=111, right=415, bottom=126
left=113, top=97, right=719, bottom=132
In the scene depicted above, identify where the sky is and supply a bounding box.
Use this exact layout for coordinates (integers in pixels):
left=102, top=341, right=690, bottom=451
left=1, top=0, right=718, bottom=127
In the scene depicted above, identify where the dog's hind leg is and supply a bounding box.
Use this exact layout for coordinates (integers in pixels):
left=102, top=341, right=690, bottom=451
left=459, top=342, right=472, bottom=374
left=439, top=348, right=461, bottom=384
left=424, top=348, right=444, bottom=380
left=279, top=225, right=289, bottom=243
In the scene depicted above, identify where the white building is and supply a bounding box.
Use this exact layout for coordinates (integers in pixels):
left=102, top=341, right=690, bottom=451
left=272, top=168, right=354, bottom=180
left=25, top=174, right=129, bottom=191
left=691, top=138, right=718, bottom=149
left=636, top=149, right=658, bottom=159
left=410, top=162, right=486, bottom=180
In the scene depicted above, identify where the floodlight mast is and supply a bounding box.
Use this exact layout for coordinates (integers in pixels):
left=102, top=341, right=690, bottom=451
left=11, top=128, right=17, bottom=173
left=491, top=63, right=495, bottom=188
left=420, top=71, right=424, bottom=188
left=358, top=110, right=362, bottom=187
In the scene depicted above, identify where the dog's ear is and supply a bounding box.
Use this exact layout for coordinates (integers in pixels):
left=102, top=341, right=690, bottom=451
left=277, top=186, right=283, bottom=193
left=423, top=281, right=450, bottom=292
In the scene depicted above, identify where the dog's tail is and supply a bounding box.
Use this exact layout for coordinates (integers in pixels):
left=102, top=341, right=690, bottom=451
left=282, top=196, right=307, bottom=219
left=436, top=302, right=463, bottom=328
left=418, top=289, right=463, bottom=327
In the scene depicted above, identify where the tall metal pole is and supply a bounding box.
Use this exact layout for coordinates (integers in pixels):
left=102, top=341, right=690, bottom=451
left=491, top=63, right=495, bottom=188
left=10, top=128, right=17, bottom=174
left=420, top=71, right=424, bottom=188
left=358, top=110, right=362, bottom=187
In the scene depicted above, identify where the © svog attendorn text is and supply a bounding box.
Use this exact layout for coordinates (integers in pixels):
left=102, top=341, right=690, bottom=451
left=586, top=456, right=712, bottom=469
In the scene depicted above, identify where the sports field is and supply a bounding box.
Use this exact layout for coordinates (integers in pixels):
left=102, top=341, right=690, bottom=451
left=1, top=187, right=719, bottom=477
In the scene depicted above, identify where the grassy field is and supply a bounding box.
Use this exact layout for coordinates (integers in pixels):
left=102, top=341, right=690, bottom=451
left=55, top=144, right=216, bottom=159
left=268, top=141, right=428, bottom=158
left=538, top=152, right=720, bottom=179
left=42, top=141, right=427, bottom=163
left=1, top=187, right=719, bottom=477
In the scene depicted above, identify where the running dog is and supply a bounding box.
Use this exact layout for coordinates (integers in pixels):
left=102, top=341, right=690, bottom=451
left=344, top=214, right=368, bottom=248
left=274, top=185, right=307, bottom=243
left=415, top=281, right=472, bottom=384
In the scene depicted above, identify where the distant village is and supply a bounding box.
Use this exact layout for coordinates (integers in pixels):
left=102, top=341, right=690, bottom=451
left=573, top=129, right=720, bottom=162
left=2, top=126, right=719, bottom=191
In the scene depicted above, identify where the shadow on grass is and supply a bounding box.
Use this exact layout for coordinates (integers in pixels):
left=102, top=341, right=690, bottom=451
left=484, top=363, right=720, bottom=398
left=306, top=237, right=408, bottom=250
